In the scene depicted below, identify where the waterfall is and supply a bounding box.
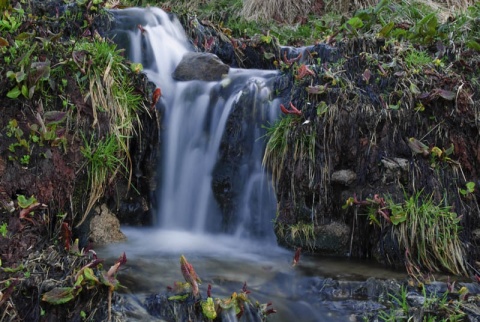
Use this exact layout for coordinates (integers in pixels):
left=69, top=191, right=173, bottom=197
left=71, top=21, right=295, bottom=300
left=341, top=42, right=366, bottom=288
left=107, top=7, right=278, bottom=240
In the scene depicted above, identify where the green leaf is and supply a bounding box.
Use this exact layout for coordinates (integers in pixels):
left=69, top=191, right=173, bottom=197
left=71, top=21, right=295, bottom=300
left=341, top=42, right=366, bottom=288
left=466, top=182, right=476, bottom=193
left=7, top=87, right=21, bottom=99
left=201, top=297, right=217, bottom=319
left=21, top=84, right=28, bottom=98
left=74, top=274, right=84, bottom=287
left=17, top=195, right=37, bottom=208
left=390, top=211, right=407, bottom=225
left=316, top=101, right=328, bottom=116
left=15, top=71, right=26, bottom=83
left=378, top=22, right=394, bottom=38
left=3, top=264, right=24, bottom=273
left=168, top=294, right=189, bottom=301
left=409, top=82, right=420, bottom=95
left=42, top=287, right=76, bottom=305
left=263, top=52, right=275, bottom=60
left=260, top=34, right=272, bottom=44
left=16, top=32, right=34, bottom=41
left=83, top=267, right=99, bottom=284
left=347, top=17, right=364, bottom=30
left=466, top=40, right=480, bottom=51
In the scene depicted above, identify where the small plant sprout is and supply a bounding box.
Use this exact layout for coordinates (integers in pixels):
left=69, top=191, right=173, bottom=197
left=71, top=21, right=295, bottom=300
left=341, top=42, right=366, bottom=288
left=292, top=247, right=302, bottom=266
left=459, top=182, right=476, bottom=197
left=180, top=255, right=201, bottom=296
left=0, top=223, right=8, bottom=237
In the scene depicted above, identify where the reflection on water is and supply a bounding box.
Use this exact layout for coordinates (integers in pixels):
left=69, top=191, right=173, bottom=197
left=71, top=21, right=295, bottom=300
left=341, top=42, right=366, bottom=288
left=99, top=228, right=408, bottom=321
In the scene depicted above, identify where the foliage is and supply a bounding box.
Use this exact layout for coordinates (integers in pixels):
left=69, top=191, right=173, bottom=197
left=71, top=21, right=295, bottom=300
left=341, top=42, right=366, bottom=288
left=0, top=223, right=7, bottom=237
left=74, top=39, right=145, bottom=226
left=345, top=191, right=467, bottom=276
left=262, top=116, right=293, bottom=187
left=389, top=192, right=467, bottom=276
left=168, top=255, right=276, bottom=320
left=42, top=252, right=127, bottom=321
left=80, top=133, right=127, bottom=225
left=378, top=284, right=467, bottom=321
left=139, top=0, right=480, bottom=48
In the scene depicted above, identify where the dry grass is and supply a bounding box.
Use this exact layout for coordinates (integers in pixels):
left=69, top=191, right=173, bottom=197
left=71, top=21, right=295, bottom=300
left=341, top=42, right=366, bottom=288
left=241, top=0, right=312, bottom=23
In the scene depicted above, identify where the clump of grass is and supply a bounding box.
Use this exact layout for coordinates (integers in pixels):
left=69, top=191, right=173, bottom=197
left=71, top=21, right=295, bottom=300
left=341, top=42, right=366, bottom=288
left=263, top=115, right=316, bottom=189
left=79, top=134, right=127, bottom=226
left=74, top=40, right=145, bottom=226
left=289, top=221, right=315, bottom=249
left=378, top=284, right=467, bottom=321
left=386, top=191, right=467, bottom=276
left=241, top=0, right=311, bottom=24
left=262, top=116, right=293, bottom=188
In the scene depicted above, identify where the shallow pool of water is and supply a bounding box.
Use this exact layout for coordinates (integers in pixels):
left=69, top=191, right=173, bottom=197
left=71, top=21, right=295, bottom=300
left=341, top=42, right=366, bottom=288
left=99, top=227, right=408, bottom=321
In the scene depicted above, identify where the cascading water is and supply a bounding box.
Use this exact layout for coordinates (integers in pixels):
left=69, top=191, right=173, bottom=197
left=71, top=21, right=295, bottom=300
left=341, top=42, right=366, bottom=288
left=99, top=7, right=407, bottom=322
left=108, top=7, right=277, bottom=238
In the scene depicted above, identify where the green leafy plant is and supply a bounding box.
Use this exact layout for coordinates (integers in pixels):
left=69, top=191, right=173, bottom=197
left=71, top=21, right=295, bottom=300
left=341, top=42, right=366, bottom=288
left=167, top=255, right=276, bottom=320
left=42, top=252, right=127, bottom=321
left=17, top=194, right=37, bottom=209
left=459, top=182, right=476, bottom=196
left=0, top=4, right=24, bottom=34
left=0, top=223, right=7, bottom=237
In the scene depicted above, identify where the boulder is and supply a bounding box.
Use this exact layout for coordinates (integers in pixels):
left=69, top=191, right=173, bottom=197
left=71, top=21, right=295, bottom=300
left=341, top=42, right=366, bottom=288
left=172, top=52, right=229, bottom=82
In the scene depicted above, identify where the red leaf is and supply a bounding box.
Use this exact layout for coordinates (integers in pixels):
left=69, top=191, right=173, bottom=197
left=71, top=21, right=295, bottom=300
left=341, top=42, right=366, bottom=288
left=362, top=69, right=371, bottom=83
left=435, top=89, right=455, bottom=100
left=289, top=102, right=302, bottom=116
left=292, top=247, right=302, bottom=266
left=61, top=222, right=72, bottom=251
left=106, top=252, right=127, bottom=280
left=280, top=104, right=290, bottom=114
left=151, top=88, right=162, bottom=109
left=180, top=255, right=201, bottom=296
left=242, top=282, right=251, bottom=294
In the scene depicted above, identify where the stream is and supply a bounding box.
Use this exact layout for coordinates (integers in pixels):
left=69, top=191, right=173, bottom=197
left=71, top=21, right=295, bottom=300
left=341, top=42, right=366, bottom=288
left=99, top=7, right=410, bottom=321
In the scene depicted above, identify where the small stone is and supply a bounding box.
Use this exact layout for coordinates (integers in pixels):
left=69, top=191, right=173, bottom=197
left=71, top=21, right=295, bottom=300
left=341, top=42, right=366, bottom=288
left=381, top=157, right=408, bottom=171
left=89, top=204, right=126, bottom=245
left=331, top=170, right=357, bottom=186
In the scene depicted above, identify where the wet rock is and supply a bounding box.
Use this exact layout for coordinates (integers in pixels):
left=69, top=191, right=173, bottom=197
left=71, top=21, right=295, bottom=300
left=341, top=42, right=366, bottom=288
left=314, top=222, right=350, bottom=254
left=381, top=157, right=409, bottom=183
left=172, top=52, right=229, bottom=82
left=89, top=204, right=126, bottom=245
left=145, top=293, right=203, bottom=322
left=406, top=292, right=426, bottom=306
left=331, top=170, right=357, bottom=186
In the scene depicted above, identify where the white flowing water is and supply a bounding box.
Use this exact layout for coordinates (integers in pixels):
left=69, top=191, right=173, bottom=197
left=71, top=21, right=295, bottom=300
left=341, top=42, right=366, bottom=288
left=109, top=7, right=277, bottom=236
left=102, top=7, right=408, bottom=321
